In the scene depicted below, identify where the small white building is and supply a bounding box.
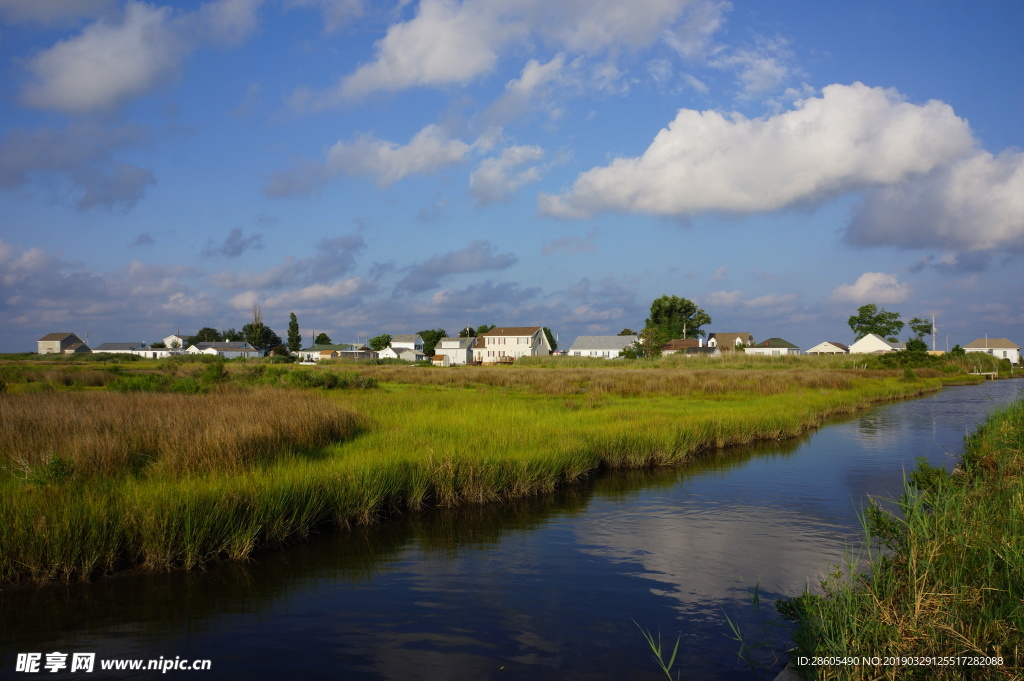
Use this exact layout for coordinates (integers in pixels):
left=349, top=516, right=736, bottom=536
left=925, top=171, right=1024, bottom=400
left=964, top=338, right=1020, bottom=364
left=806, top=341, right=849, bottom=355
left=745, top=338, right=800, bottom=356
left=433, top=337, right=475, bottom=366
left=472, top=326, right=552, bottom=364
left=377, top=346, right=426, bottom=362
left=186, top=341, right=260, bottom=359
left=848, top=334, right=905, bottom=354
left=568, top=335, right=637, bottom=358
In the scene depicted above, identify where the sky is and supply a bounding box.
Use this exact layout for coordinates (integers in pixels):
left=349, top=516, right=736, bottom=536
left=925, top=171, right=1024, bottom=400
left=1, top=0, right=1022, bottom=352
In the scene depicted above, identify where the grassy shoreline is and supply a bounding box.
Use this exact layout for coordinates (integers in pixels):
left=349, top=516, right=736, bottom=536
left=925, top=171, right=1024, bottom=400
left=779, top=395, right=1023, bottom=680
left=0, top=361, right=985, bottom=585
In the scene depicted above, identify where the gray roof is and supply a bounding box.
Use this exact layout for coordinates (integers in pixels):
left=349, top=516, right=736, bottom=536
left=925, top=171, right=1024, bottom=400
left=94, top=342, right=146, bottom=351
left=38, top=332, right=79, bottom=342
left=300, top=343, right=356, bottom=352
left=437, top=337, right=475, bottom=349
left=569, top=335, right=638, bottom=351
left=390, top=334, right=421, bottom=343
left=193, top=341, right=255, bottom=350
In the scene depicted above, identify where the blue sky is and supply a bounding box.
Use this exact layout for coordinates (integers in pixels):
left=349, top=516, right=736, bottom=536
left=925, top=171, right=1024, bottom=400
left=2, top=0, right=1022, bottom=352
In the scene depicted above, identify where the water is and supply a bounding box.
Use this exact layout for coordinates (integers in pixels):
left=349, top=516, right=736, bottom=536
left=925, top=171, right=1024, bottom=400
left=2, top=380, right=1020, bottom=680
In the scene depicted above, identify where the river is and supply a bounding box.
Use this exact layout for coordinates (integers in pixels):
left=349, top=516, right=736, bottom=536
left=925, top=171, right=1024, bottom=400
left=2, top=379, right=1020, bottom=680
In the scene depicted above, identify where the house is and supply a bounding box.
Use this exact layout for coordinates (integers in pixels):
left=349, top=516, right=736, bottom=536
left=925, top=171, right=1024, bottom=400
left=431, top=353, right=451, bottom=367
left=186, top=341, right=260, bottom=359
left=963, top=338, right=1020, bottom=364
left=389, top=334, right=424, bottom=352
left=706, top=332, right=754, bottom=352
left=568, top=335, right=638, bottom=358
left=37, top=333, right=89, bottom=354
left=848, top=334, right=905, bottom=354
left=93, top=342, right=148, bottom=355
left=162, top=333, right=191, bottom=349
left=297, top=344, right=351, bottom=362
left=433, top=336, right=475, bottom=366
left=339, top=344, right=375, bottom=360
left=745, top=338, right=800, bottom=356
left=661, top=338, right=701, bottom=354
left=136, top=348, right=185, bottom=359
left=377, top=346, right=425, bottom=362
left=472, top=326, right=552, bottom=364
left=684, top=346, right=721, bottom=357
left=806, top=341, right=849, bottom=355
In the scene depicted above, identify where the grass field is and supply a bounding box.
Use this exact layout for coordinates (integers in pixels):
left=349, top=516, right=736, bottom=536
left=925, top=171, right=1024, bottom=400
left=0, top=359, right=985, bottom=584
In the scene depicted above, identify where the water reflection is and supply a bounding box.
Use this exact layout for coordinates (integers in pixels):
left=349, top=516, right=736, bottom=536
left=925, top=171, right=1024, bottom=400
left=1, top=380, right=1020, bottom=681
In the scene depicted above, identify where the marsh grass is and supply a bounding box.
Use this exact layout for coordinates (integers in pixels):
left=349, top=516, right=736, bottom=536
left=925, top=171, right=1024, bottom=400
left=0, top=365, right=950, bottom=585
left=779, top=398, right=1024, bottom=680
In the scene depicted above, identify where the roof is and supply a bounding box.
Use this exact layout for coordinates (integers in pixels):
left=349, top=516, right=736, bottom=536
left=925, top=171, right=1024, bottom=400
left=707, top=332, right=754, bottom=349
left=38, top=332, right=78, bottom=341
left=390, top=334, right=421, bottom=343
left=819, top=341, right=849, bottom=351
left=437, top=336, right=475, bottom=349
left=852, top=334, right=905, bottom=350
left=481, top=326, right=542, bottom=337
left=193, top=341, right=255, bottom=350
left=661, top=338, right=699, bottom=352
left=94, top=342, right=146, bottom=351
left=964, top=338, right=1020, bottom=350
left=300, top=343, right=354, bottom=352
left=752, top=337, right=799, bottom=349
left=569, top=335, right=637, bottom=351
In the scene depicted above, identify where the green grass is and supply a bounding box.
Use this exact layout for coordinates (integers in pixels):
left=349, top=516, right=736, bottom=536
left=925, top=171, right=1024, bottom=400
left=0, top=363, right=972, bottom=585
left=779, top=397, right=1024, bottom=680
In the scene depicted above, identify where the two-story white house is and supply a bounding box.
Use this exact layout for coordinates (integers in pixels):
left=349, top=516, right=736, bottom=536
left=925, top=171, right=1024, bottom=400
left=472, top=327, right=552, bottom=364
left=389, top=334, right=424, bottom=352
left=433, top=337, right=475, bottom=366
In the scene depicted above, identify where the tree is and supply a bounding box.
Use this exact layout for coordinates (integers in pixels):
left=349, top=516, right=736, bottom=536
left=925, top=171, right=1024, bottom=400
left=314, top=332, right=332, bottom=345
left=244, top=305, right=265, bottom=351
left=287, top=312, right=301, bottom=353
left=192, top=327, right=222, bottom=344
left=222, top=328, right=244, bottom=342
left=477, top=324, right=496, bottom=335
left=458, top=326, right=476, bottom=338
left=949, top=344, right=965, bottom=356
left=618, top=328, right=637, bottom=336
left=905, top=338, right=928, bottom=352
left=168, top=339, right=181, bottom=349
left=150, top=341, right=167, bottom=348
left=543, top=327, right=557, bottom=351
left=417, top=329, right=447, bottom=357
left=368, top=333, right=392, bottom=352
left=848, top=304, right=904, bottom=342
left=621, top=327, right=668, bottom=359
left=645, top=295, right=711, bottom=340
left=908, top=317, right=932, bottom=341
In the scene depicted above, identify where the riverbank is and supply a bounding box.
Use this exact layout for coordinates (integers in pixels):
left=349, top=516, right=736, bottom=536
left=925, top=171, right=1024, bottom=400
left=779, top=395, right=1023, bottom=680
left=0, top=362, right=980, bottom=585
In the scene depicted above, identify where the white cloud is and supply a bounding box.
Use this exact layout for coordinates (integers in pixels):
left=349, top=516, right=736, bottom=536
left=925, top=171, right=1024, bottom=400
left=846, top=149, right=1024, bottom=253
left=540, top=83, right=975, bottom=218
left=830, top=272, right=911, bottom=304
left=706, top=290, right=742, bottom=306
left=285, top=0, right=363, bottom=33
left=470, top=145, right=544, bottom=203
left=21, top=0, right=261, bottom=113
left=328, top=124, right=474, bottom=186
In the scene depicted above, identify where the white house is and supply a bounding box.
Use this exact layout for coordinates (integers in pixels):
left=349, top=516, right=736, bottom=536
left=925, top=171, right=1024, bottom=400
left=706, top=332, right=755, bottom=351
left=389, top=334, right=424, bottom=352
left=472, top=327, right=552, bottom=364
left=163, top=333, right=191, bottom=349
left=806, top=341, right=849, bottom=355
left=433, top=337, right=475, bottom=366
left=186, top=341, right=260, bottom=359
left=848, top=334, right=905, bottom=354
left=135, top=348, right=185, bottom=359
left=377, top=346, right=426, bottom=362
left=963, top=338, right=1020, bottom=364
left=745, top=338, right=800, bottom=356
left=568, top=335, right=637, bottom=358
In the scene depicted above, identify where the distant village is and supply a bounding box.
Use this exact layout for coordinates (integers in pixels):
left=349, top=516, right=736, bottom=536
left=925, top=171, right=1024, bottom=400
left=34, top=327, right=1022, bottom=366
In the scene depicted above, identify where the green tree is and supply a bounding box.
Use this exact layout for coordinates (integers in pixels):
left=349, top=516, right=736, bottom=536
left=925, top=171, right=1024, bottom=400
left=848, top=304, right=904, bottom=342
left=417, top=329, right=447, bottom=357
left=192, top=327, right=222, bottom=344
left=906, top=338, right=928, bottom=352
left=243, top=305, right=267, bottom=353
left=645, top=295, right=711, bottom=340
left=314, top=332, right=332, bottom=345
left=618, top=328, right=637, bottom=336
left=621, top=327, right=668, bottom=359
left=543, top=327, right=557, bottom=351
left=150, top=341, right=167, bottom=348
left=949, top=344, right=965, bottom=356
left=287, top=312, right=301, bottom=353
left=368, top=333, right=393, bottom=352
left=221, top=328, right=244, bottom=342
left=908, top=317, right=932, bottom=341
left=477, top=324, right=496, bottom=335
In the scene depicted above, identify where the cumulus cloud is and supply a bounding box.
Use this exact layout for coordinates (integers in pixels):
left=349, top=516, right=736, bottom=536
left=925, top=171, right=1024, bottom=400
left=21, top=0, right=261, bottom=113
left=266, top=124, right=473, bottom=196
left=0, top=123, right=155, bottom=211
left=294, top=0, right=728, bottom=106
left=396, top=240, right=517, bottom=292
left=540, top=83, right=975, bottom=218
left=470, top=145, right=544, bottom=203
left=706, top=290, right=742, bottom=306
left=830, top=272, right=911, bottom=304
left=845, top=149, right=1024, bottom=253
